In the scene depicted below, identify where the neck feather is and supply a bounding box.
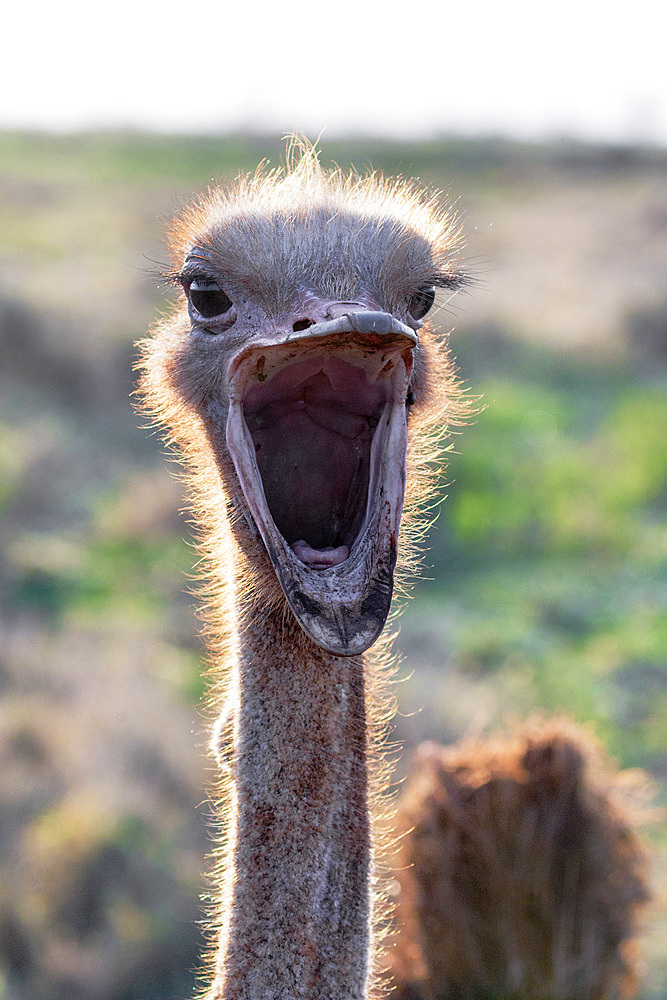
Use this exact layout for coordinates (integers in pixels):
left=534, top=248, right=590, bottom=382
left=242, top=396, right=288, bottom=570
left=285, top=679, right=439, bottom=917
left=211, top=597, right=373, bottom=1000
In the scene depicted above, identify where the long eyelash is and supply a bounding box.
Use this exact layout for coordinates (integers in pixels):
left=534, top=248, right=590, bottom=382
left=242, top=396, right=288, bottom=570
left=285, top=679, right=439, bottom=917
left=139, top=254, right=183, bottom=289
left=180, top=262, right=220, bottom=286
left=433, top=269, right=470, bottom=291
left=164, top=269, right=186, bottom=288
left=142, top=246, right=221, bottom=290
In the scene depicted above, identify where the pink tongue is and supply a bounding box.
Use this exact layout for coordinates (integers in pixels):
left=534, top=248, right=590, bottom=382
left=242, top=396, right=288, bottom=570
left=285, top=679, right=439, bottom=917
left=291, top=540, right=350, bottom=568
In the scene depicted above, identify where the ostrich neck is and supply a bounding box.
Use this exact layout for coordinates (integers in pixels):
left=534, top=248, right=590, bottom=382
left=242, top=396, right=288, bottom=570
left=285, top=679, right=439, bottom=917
left=212, top=598, right=372, bottom=1000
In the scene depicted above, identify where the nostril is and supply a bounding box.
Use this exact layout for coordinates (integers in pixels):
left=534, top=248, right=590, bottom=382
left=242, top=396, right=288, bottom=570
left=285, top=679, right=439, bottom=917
left=292, top=319, right=314, bottom=332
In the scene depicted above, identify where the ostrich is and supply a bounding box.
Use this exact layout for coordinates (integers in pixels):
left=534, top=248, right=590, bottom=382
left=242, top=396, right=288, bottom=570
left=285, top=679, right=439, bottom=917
left=138, top=138, right=467, bottom=1000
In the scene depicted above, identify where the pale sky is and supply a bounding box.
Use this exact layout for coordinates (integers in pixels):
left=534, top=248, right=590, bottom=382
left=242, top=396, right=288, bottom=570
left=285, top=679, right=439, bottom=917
left=2, top=0, right=666, bottom=144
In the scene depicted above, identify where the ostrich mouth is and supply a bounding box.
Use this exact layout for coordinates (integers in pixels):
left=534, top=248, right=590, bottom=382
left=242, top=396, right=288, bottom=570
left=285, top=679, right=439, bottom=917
left=226, top=311, right=417, bottom=656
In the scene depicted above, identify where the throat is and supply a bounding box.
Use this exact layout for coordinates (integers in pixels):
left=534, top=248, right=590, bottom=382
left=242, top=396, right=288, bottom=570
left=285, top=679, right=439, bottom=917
left=213, top=607, right=373, bottom=1000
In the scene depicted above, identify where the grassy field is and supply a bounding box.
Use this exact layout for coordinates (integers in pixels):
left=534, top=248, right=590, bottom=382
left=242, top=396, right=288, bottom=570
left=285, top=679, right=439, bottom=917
left=0, top=131, right=665, bottom=1000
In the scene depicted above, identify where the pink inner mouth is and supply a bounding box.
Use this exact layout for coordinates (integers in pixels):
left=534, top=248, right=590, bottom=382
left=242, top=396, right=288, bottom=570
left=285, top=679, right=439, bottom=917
left=243, top=355, right=388, bottom=563
left=291, top=540, right=350, bottom=567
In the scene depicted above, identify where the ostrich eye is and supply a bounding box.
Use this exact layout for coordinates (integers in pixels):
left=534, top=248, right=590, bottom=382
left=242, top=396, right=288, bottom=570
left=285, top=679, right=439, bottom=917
left=188, top=278, right=233, bottom=318
left=408, top=285, right=436, bottom=320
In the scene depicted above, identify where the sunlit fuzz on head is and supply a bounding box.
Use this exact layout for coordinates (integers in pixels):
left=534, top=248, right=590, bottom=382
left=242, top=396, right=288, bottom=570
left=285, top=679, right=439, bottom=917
left=166, top=137, right=466, bottom=322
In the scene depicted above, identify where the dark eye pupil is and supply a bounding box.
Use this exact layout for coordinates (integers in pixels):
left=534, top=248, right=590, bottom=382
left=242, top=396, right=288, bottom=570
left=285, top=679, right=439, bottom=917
left=188, top=280, right=233, bottom=318
left=409, top=285, right=436, bottom=320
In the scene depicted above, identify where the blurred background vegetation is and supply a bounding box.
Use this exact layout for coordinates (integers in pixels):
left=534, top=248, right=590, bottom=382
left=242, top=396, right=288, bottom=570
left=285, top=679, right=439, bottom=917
left=0, top=132, right=665, bottom=999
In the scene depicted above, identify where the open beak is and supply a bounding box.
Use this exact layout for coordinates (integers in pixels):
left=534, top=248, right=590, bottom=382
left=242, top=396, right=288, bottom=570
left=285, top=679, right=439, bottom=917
left=226, top=311, right=417, bottom=656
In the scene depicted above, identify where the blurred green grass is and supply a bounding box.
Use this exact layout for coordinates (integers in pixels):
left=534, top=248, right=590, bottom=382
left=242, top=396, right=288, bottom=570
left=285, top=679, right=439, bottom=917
left=398, top=330, right=666, bottom=770
left=0, top=131, right=665, bottom=1000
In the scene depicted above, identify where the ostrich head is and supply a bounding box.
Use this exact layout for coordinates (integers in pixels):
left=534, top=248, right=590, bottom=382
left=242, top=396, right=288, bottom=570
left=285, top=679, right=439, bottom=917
left=140, top=140, right=466, bottom=655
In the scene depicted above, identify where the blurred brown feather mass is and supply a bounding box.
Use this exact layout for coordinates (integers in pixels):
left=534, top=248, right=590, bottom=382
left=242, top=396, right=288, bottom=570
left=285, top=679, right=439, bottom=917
left=387, top=717, right=655, bottom=1000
